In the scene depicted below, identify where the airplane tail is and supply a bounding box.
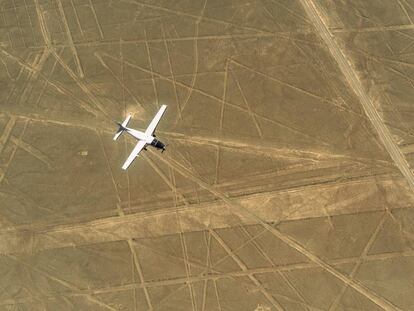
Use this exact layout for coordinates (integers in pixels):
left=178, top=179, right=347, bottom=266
left=113, top=115, right=132, bottom=141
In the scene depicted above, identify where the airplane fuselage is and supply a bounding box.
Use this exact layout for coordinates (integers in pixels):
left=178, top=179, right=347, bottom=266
left=124, top=127, right=165, bottom=151
left=114, top=105, right=168, bottom=169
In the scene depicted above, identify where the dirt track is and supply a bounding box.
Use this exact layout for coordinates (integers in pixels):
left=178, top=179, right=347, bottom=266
left=1, top=0, right=414, bottom=310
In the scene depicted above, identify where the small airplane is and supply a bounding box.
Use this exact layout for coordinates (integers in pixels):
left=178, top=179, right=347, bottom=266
left=114, top=105, right=167, bottom=170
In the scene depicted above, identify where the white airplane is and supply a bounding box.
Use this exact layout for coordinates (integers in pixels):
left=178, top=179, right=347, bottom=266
left=114, top=105, right=167, bottom=170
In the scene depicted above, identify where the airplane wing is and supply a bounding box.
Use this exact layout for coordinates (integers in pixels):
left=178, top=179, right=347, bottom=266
left=144, top=105, right=167, bottom=136
left=122, top=140, right=146, bottom=170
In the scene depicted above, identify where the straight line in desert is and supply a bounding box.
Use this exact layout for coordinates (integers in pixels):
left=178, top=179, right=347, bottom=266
left=210, top=229, right=285, bottom=310
left=97, top=51, right=330, bottom=146
left=163, top=131, right=393, bottom=166
left=98, top=134, right=154, bottom=310
left=0, top=174, right=409, bottom=256
left=0, top=116, right=16, bottom=155
left=3, top=111, right=386, bottom=166
left=153, top=150, right=403, bottom=311
left=88, top=0, right=104, bottom=39
left=34, top=0, right=110, bottom=119
left=125, top=0, right=273, bottom=36
left=55, top=0, right=84, bottom=77
left=299, top=0, right=414, bottom=195
left=0, top=121, right=28, bottom=186
left=9, top=135, right=53, bottom=169
left=1, top=249, right=412, bottom=306
left=328, top=213, right=387, bottom=311
left=8, top=255, right=117, bottom=311
left=0, top=47, right=99, bottom=117
left=331, top=23, right=414, bottom=34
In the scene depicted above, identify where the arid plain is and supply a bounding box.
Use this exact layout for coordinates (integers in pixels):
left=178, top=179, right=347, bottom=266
left=1, top=0, right=414, bottom=310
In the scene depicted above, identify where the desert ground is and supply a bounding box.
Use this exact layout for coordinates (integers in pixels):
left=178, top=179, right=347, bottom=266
left=1, top=0, right=414, bottom=310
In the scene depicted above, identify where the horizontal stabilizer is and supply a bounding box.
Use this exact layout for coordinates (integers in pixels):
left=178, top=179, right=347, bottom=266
left=122, top=115, right=132, bottom=127
left=113, top=114, right=132, bottom=140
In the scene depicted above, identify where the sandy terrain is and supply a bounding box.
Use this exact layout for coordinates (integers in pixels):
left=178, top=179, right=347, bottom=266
left=1, top=0, right=414, bottom=310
